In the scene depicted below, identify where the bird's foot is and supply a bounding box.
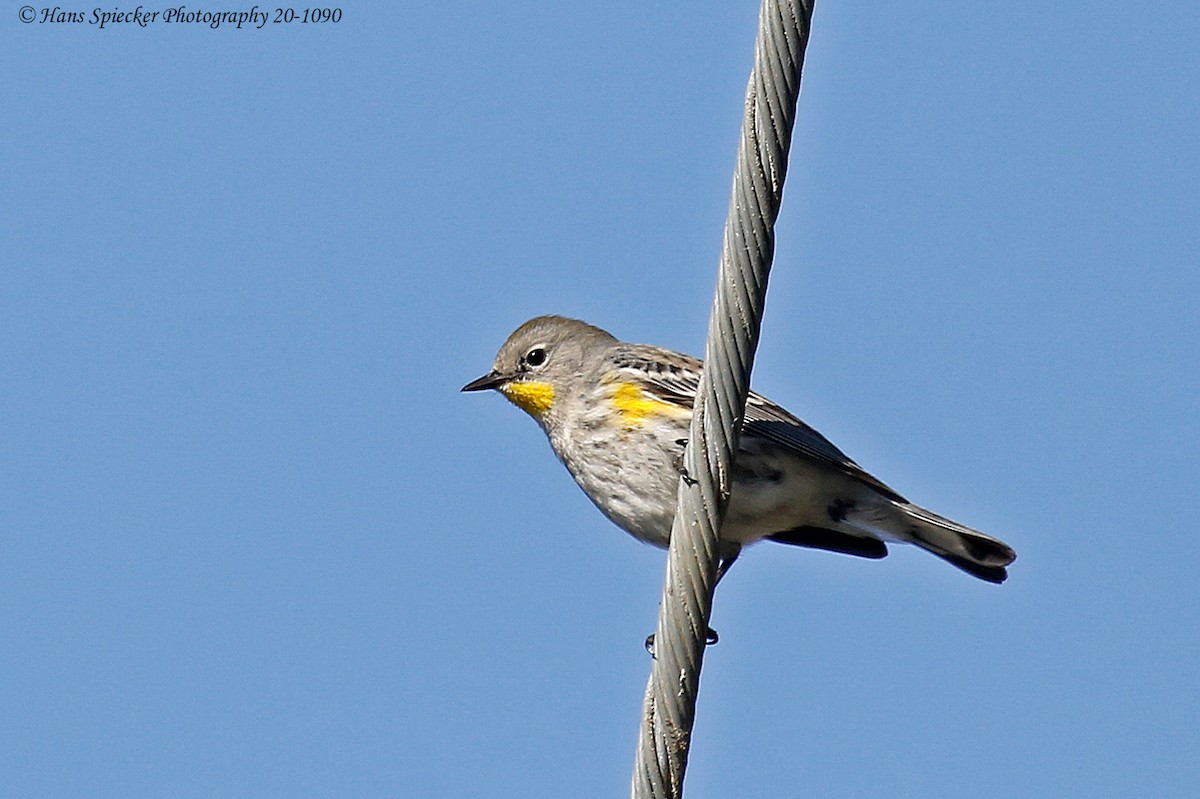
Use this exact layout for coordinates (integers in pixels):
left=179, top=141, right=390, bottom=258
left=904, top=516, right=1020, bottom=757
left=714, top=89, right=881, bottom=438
left=644, top=627, right=719, bottom=658
left=673, top=439, right=697, bottom=486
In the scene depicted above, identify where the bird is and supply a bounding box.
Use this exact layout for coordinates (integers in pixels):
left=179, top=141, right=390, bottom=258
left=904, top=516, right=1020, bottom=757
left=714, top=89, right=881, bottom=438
left=462, top=315, right=1016, bottom=584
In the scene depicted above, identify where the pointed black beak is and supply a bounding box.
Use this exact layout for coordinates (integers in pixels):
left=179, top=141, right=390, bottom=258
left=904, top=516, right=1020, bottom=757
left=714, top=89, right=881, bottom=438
left=461, top=371, right=508, bottom=392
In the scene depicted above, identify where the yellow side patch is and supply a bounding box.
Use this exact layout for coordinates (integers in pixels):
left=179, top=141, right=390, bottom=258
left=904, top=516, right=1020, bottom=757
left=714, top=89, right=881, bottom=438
left=611, top=382, right=688, bottom=429
left=500, top=381, right=555, bottom=417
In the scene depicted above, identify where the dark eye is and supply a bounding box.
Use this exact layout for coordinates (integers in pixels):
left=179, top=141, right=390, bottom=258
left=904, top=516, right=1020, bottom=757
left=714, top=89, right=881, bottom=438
left=524, top=347, right=547, bottom=368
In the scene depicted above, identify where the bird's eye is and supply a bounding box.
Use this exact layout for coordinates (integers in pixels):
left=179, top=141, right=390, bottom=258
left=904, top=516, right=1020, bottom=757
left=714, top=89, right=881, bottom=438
left=524, top=347, right=547, bottom=368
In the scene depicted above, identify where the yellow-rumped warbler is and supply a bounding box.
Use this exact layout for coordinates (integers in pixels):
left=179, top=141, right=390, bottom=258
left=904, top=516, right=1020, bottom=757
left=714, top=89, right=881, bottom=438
left=463, top=315, right=1016, bottom=583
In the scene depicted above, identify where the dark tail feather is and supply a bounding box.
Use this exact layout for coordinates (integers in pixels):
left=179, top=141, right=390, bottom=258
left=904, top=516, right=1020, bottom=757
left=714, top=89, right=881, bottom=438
left=934, top=553, right=1009, bottom=584
left=898, top=505, right=1016, bottom=584
left=768, top=526, right=888, bottom=560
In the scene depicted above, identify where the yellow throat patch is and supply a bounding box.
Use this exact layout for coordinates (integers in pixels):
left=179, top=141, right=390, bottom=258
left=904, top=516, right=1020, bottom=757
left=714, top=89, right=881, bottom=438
left=500, top=380, right=555, bottom=417
left=610, top=381, right=688, bottom=429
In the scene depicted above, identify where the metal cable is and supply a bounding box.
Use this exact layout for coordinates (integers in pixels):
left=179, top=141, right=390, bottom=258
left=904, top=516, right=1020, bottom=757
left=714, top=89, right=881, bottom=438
left=632, top=1, right=814, bottom=796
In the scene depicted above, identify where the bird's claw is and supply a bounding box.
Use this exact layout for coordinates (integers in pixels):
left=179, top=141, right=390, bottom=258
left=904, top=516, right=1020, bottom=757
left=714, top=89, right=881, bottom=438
left=673, top=440, right=698, bottom=486
left=644, top=627, right=719, bottom=657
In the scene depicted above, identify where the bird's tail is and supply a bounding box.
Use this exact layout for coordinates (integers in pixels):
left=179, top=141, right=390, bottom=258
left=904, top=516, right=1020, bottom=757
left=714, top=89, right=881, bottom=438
left=841, top=502, right=1016, bottom=583
left=894, top=504, right=1016, bottom=583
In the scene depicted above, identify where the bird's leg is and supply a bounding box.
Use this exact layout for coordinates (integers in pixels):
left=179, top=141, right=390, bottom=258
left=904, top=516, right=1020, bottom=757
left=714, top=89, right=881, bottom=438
left=673, top=439, right=697, bottom=486
left=701, top=546, right=741, bottom=646
left=715, top=546, right=741, bottom=587
left=645, top=546, right=741, bottom=655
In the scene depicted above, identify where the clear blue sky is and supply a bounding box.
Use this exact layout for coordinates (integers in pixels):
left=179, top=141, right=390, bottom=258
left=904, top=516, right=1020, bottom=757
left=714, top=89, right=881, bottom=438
left=3, top=2, right=1197, bottom=797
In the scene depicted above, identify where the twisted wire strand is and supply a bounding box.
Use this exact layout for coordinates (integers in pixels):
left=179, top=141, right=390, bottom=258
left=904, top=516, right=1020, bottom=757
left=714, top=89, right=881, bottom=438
left=632, top=1, right=814, bottom=796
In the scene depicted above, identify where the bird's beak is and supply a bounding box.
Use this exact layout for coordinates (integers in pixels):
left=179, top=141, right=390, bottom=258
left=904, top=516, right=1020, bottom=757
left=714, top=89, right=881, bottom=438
left=461, top=371, right=509, bottom=392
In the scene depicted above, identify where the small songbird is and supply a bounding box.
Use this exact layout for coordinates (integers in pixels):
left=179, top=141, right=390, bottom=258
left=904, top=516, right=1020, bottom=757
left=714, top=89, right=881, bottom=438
left=463, top=315, right=1016, bottom=583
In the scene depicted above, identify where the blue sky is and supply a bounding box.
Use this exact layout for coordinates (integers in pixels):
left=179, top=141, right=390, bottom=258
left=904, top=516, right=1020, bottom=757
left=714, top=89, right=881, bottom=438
left=2, top=2, right=1197, bottom=796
